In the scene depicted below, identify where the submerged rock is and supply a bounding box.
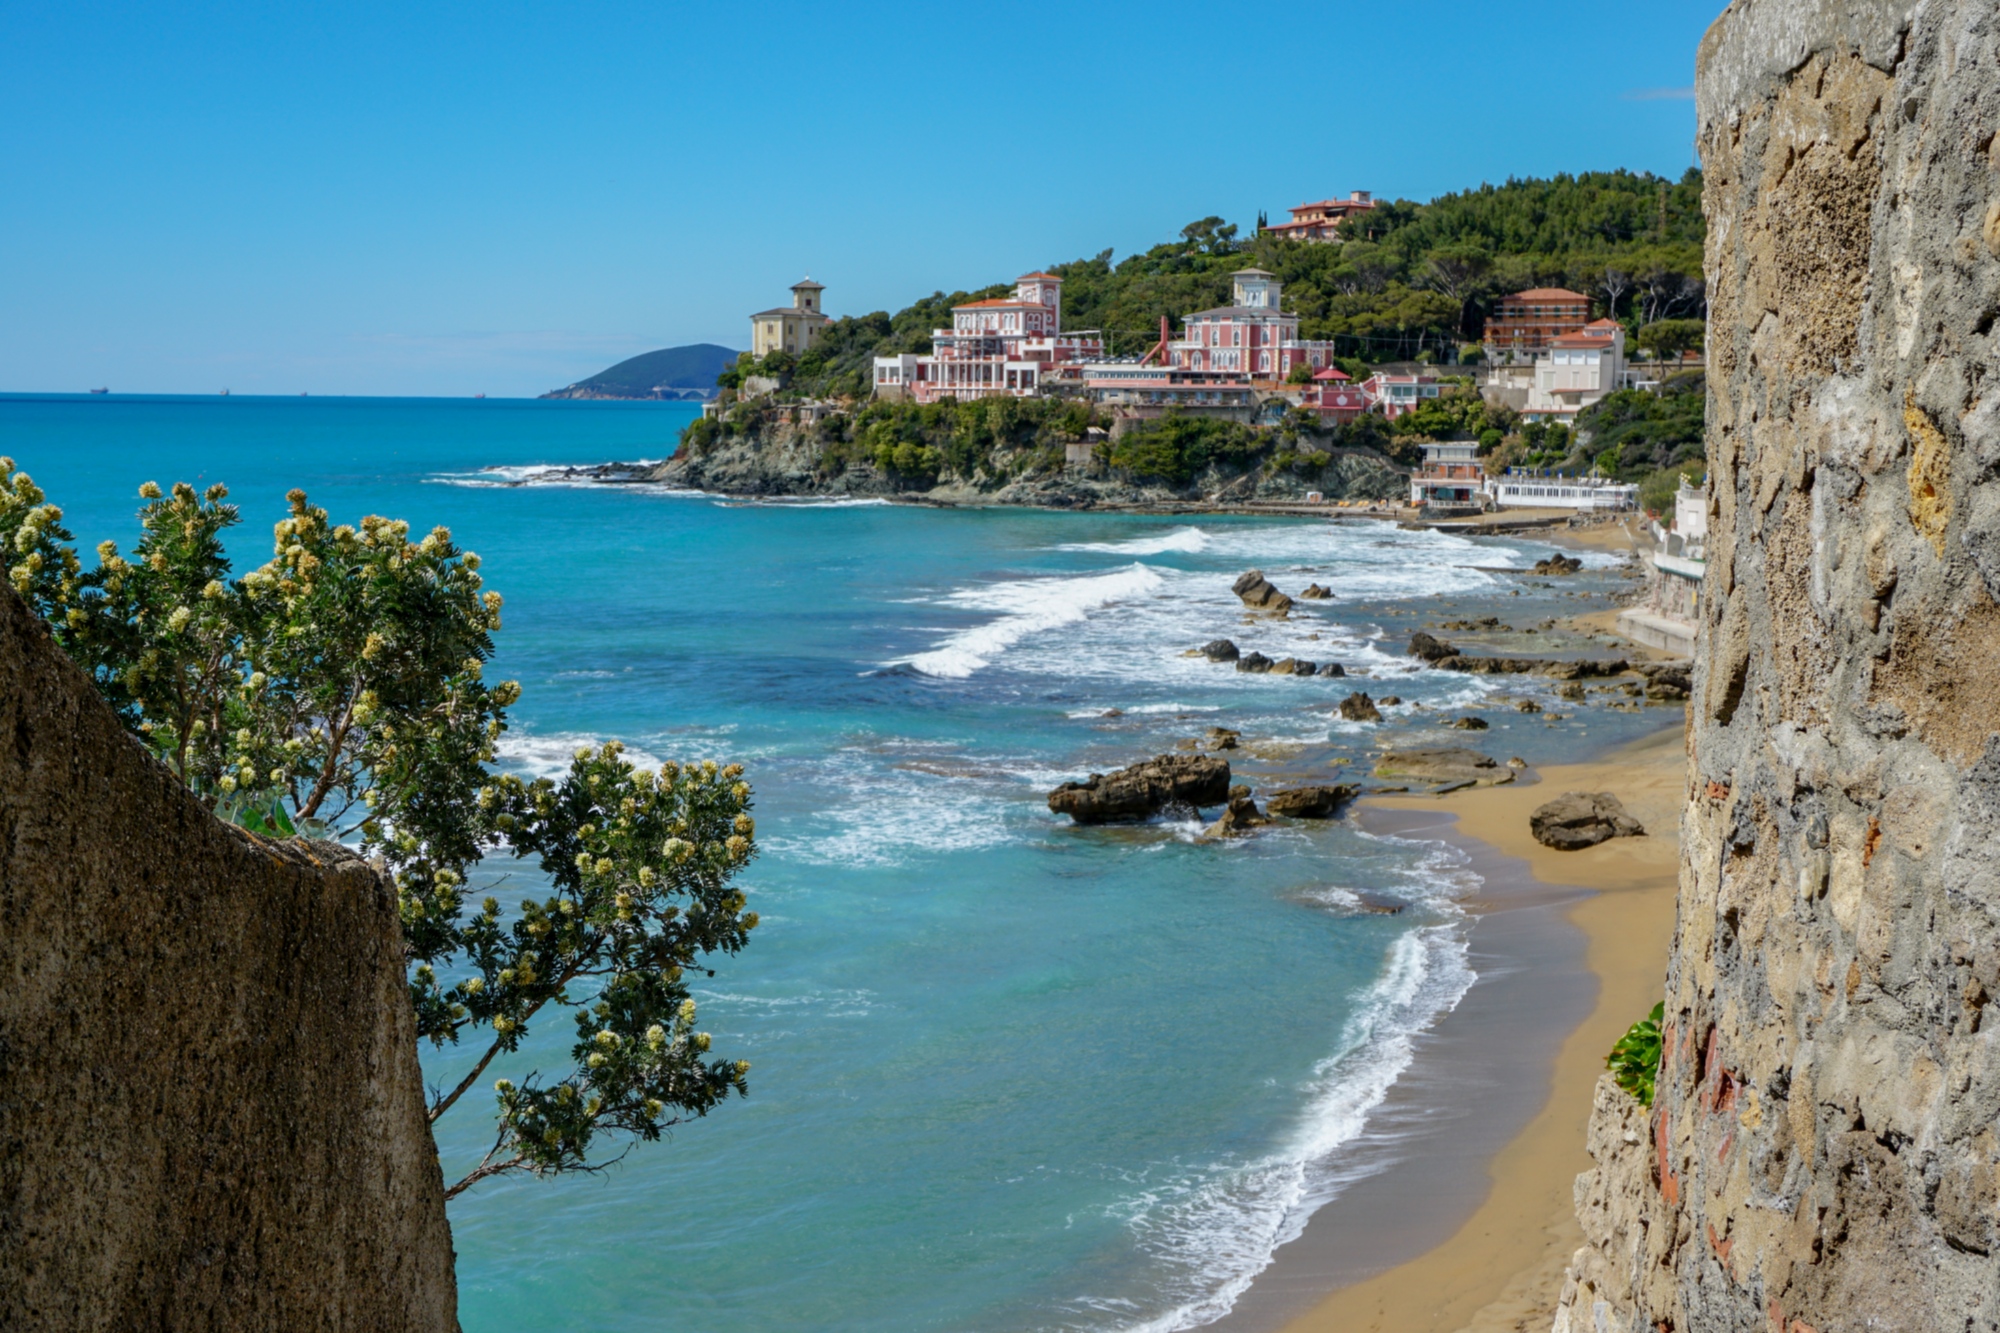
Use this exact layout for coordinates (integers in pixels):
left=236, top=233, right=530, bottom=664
left=1231, top=570, right=1294, bottom=617
left=1266, top=784, right=1360, bottom=818
left=1338, top=692, right=1383, bottom=722
left=1048, top=754, right=1232, bottom=824
left=1449, top=716, right=1490, bottom=730
left=1528, top=791, right=1644, bottom=850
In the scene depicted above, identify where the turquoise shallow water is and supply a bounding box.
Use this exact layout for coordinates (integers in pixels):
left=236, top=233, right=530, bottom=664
left=3, top=394, right=1652, bottom=1332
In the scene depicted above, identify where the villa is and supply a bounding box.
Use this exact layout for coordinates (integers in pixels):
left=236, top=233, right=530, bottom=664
left=1260, top=192, right=1377, bottom=243
left=750, top=279, right=830, bottom=358
left=1483, top=287, right=1591, bottom=358
left=1164, top=270, right=1341, bottom=380
left=1521, top=319, right=1628, bottom=421
left=1409, top=440, right=1484, bottom=510
left=874, top=273, right=1102, bottom=403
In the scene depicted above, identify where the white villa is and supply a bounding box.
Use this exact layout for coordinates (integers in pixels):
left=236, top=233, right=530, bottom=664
left=1522, top=319, right=1628, bottom=421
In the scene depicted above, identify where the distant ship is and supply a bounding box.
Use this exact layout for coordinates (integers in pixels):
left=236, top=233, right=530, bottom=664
left=474, top=393, right=486, bottom=399
left=88, top=387, right=107, bottom=395
left=219, top=389, right=230, bottom=396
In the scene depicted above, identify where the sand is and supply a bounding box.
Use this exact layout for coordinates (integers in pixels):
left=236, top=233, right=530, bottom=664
left=1266, top=722, right=1687, bottom=1333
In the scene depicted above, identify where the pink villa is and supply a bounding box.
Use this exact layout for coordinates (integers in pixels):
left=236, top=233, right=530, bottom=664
left=873, top=273, right=1102, bottom=403
left=1261, top=192, right=1376, bottom=243
left=1303, top=367, right=1371, bottom=424
left=1164, top=270, right=1340, bottom=379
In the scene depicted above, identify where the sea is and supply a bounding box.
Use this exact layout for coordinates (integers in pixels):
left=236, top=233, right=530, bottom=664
left=2, top=394, right=1659, bottom=1332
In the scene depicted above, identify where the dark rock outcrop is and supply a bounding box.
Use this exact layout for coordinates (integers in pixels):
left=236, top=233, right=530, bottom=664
left=1337, top=692, right=1383, bottom=723
left=1266, top=785, right=1359, bottom=818
left=1529, top=553, right=1584, bottom=576
left=1236, top=652, right=1273, bottom=673
left=1317, top=662, right=1346, bottom=677
left=1528, top=791, right=1645, bottom=850
left=1299, top=583, right=1332, bottom=599
left=1555, top=5, right=2000, bottom=1329
left=1199, top=638, right=1240, bottom=662
left=1448, top=715, right=1490, bottom=730
left=0, top=583, right=458, bottom=1331
left=1407, top=632, right=1626, bottom=680
left=1409, top=631, right=1457, bottom=662
left=1047, top=754, right=1231, bottom=823
left=1231, top=570, right=1294, bottom=617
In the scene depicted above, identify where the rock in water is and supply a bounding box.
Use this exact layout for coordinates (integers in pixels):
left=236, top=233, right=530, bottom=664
left=1199, top=638, right=1240, bottom=662
left=1529, top=553, right=1584, bottom=576
left=1266, top=785, right=1359, bottom=818
left=1047, top=754, right=1231, bottom=823
left=1373, top=747, right=1508, bottom=786
left=1299, top=583, right=1332, bottom=599
left=1448, top=716, right=1490, bottom=730
left=1231, top=569, right=1294, bottom=617
left=1317, top=662, right=1346, bottom=677
left=1527, top=791, right=1644, bottom=850
left=1203, top=795, right=1270, bottom=837
left=1337, top=692, right=1382, bottom=722
left=1408, top=631, right=1457, bottom=662
left=1235, top=652, right=1273, bottom=673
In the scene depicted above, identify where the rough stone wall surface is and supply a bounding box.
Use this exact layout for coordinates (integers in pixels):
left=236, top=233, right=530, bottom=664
left=0, top=583, right=458, bottom=1331
left=1553, top=2, right=2000, bottom=1329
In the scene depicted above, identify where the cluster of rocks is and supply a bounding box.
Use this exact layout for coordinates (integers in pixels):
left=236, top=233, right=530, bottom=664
left=1298, top=583, right=1332, bottom=600
left=1371, top=747, right=1522, bottom=791
left=1230, top=570, right=1293, bottom=617
left=1529, top=552, right=1585, bottom=576
left=1198, top=639, right=1347, bottom=678
left=1527, top=791, right=1645, bottom=850
left=1407, top=631, right=1627, bottom=681
left=1045, top=753, right=1357, bottom=837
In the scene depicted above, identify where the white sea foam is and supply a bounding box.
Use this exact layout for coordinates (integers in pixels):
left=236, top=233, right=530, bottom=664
left=759, top=745, right=1016, bottom=868
left=894, top=563, right=1166, bottom=679
left=492, top=731, right=665, bottom=779
left=1077, top=839, right=1480, bottom=1333
left=1057, top=526, right=1212, bottom=556
left=1063, top=702, right=1222, bottom=719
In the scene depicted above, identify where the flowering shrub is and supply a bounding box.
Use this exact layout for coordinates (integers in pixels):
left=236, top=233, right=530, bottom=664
left=0, top=460, right=758, bottom=1198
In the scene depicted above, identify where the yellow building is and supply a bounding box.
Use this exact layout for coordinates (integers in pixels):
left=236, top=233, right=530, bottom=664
left=750, top=279, right=830, bottom=358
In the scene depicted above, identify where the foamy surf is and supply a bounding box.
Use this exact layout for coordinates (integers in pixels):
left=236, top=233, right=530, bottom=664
left=1057, top=526, right=1213, bottom=556
left=1081, top=841, right=1479, bottom=1333
left=894, top=563, right=1166, bottom=679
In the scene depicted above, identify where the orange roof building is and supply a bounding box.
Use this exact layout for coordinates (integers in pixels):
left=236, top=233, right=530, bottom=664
left=1483, top=288, right=1592, bottom=354
left=1262, top=192, right=1377, bottom=243
left=874, top=272, right=1104, bottom=404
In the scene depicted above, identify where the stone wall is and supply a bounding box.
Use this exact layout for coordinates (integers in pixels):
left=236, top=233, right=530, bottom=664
left=1554, top=1, right=2000, bottom=1329
left=0, top=583, right=457, bottom=1331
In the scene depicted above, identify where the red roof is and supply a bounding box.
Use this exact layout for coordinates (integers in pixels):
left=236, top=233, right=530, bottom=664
left=1550, top=334, right=1605, bottom=348
left=1584, top=318, right=1622, bottom=330
left=1502, top=288, right=1590, bottom=303
left=1312, top=367, right=1351, bottom=381
left=1016, top=271, right=1063, bottom=282
left=954, top=298, right=1034, bottom=309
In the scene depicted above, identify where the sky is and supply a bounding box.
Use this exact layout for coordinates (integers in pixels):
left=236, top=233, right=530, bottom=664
left=1, top=1, right=1721, bottom=397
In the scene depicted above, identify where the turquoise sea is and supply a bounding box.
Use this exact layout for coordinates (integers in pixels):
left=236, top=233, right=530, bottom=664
left=3, top=394, right=1654, bottom=1332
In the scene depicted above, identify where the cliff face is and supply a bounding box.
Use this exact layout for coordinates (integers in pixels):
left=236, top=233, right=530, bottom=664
left=1555, top=2, right=2000, bottom=1329
left=0, top=584, right=457, bottom=1331
left=654, top=424, right=1409, bottom=507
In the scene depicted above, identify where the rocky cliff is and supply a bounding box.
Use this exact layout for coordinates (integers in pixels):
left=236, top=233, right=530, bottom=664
left=0, top=583, right=457, bottom=1331
left=1553, top=2, right=2000, bottom=1329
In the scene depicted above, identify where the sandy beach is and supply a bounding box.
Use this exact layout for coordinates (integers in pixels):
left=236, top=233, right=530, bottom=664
left=1219, top=719, right=1687, bottom=1333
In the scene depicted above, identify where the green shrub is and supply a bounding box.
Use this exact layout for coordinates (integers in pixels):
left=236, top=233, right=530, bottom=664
left=1607, top=1002, right=1665, bottom=1106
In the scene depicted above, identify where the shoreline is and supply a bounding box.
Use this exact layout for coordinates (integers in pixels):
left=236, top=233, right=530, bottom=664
left=1218, top=722, right=1685, bottom=1333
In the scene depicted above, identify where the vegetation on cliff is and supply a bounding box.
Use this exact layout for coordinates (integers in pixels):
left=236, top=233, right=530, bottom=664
left=0, top=457, right=761, bottom=1199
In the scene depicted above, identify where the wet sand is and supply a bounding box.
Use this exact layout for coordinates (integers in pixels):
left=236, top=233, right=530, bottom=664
left=1214, top=723, right=1686, bottom=1333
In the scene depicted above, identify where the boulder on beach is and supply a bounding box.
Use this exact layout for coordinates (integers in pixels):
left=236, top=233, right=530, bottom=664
left=1048, top=754, right=1232, bottom=824
left=1236, top=652, right=1274, bottom=673
left=1338, top=692, right=1383, bottom=723
left=1200, top=639, right=1240, bottom=662
left=1528, top=791, right=1645, bottom=850
left=1317, top=662, right=1346, bottom=677
left=1204, top=795, right=1270, bottom=838
left=1373, top=747, right=1512, bottom=787
left=1449, top=716, right=1490, bottom=730
left=1266, top=784, right=1359, bottom=818
left=1232, top=570, right=1294, bottom=617
left=1299, top=583, right=1333, bottom=600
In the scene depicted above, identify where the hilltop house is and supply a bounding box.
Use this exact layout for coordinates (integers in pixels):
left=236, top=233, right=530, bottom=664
left=750, top=279, right=831, bottom=359
left=875, top=273, right=1102, bottom=403
left=1483, top=288, right=1591, bottom=359
left=1164, top=270, right=1340, bottom=380
left=1261, top=192, right=1377, bottom=242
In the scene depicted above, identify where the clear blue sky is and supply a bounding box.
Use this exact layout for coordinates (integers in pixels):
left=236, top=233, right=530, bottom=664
left=1, top=1, right=1721, bottom=397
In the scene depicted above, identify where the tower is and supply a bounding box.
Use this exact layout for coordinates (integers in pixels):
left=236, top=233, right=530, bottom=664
left=791, top=279, right=825, bottom=314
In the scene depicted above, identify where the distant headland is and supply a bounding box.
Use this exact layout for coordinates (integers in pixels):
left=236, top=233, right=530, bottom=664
left=540, top=343, right=739, bottom=401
